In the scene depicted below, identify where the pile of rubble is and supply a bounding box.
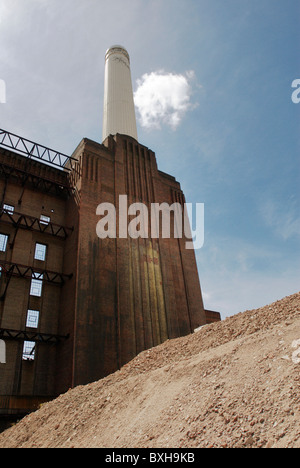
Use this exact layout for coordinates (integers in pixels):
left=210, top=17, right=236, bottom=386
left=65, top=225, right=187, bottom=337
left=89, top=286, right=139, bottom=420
left=0, top=292, right=299, bottom=448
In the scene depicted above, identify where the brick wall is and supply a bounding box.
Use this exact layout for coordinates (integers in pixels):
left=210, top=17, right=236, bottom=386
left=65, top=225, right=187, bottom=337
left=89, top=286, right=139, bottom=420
left=0, top=134, right=207, bottom=407
left=66, top=134, right=206, bottom=387
left=0, top=148, right=71, bottom=401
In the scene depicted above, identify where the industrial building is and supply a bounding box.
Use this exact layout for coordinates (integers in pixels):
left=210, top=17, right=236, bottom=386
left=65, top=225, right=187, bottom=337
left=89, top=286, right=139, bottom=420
left=0, top=46, right=220, bottom=428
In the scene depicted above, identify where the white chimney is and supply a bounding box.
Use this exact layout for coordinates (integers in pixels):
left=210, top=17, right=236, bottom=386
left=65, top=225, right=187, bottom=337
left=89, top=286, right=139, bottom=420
left=102, top=45, right=138, bottom=142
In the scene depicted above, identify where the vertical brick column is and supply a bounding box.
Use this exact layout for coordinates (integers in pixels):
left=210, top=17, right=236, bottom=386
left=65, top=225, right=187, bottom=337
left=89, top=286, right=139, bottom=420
left=61, top=134, right=206, bottom=388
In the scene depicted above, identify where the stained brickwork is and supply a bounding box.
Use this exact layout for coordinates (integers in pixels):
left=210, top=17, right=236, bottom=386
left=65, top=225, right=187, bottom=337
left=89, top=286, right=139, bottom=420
left=205, top=310, right=222, bottom=324
left=0, top=147, right=70, bottom=411
left=66, top=134, right=206, bottom=387
left=0, top=133, right=207, bottom=418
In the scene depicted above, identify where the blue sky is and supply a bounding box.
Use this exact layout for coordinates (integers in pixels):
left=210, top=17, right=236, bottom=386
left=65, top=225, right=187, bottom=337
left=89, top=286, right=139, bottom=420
left=0, top=0, right=299, bottom=317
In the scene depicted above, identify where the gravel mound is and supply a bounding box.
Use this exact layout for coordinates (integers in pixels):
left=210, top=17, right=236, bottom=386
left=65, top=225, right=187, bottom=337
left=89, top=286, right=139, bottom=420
left=1, top=292, right=299, bottom=448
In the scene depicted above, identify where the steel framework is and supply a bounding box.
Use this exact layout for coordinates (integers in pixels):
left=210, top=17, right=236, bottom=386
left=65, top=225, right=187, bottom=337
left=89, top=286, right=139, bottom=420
left=0, top=157, right=72, bottom=197
left=0, top=128, right=77, bottom=171
left=0, top=260, right=72, bottom=285
left=0, top=208, right=73, bottom=240
left=0, top=328, right=69, bottom=344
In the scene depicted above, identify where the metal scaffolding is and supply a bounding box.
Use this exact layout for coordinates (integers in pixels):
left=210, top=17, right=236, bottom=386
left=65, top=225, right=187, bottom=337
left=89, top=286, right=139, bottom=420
left=0, top=328, right=69, bottom=344
left=0, top=158, right=73, bottom=197
left=0, top=128, right=77, bottom=172
left=0, top=260, right=72, bottom=284
left=0, top=208, right=73, bottom=240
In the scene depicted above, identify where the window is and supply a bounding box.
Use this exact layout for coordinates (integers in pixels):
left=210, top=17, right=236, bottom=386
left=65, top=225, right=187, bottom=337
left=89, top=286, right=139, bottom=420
left=3, top=204, right=14, bottom=214
left=0, top=339, right=5, bottom=364
left=34, top=243, right=47, bottom=261
left=30, top=273, right=43, bottom=297
left=26, top=309, right=40, bottom=329
left=0, top=234, right=8, bottom=252
left=40, top=215, right=50, bottom=225
left=22, top=341, right=35, bottom=361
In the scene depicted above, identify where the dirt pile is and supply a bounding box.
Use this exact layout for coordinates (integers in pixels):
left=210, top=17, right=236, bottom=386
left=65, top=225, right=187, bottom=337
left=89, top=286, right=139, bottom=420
left=1, top=292, right=300, bottom=448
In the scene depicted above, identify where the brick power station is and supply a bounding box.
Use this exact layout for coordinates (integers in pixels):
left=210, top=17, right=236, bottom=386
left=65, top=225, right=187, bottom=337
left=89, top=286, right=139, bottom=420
left=0, top=46, right=220, bottom=427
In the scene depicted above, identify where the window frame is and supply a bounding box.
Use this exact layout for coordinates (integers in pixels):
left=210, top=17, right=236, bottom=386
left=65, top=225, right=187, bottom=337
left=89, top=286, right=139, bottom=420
left=40, top=215, right=51, bottom=226
left=0, top=233, right=9, bottom=252
left=34, top=243, right=47, bottom=262
left=30, top=273, right=43, bottom=297
left=26, top=309, right=40, bottom=329
left=3, top=204, right=15, bottom=215
left=22, top=341, right=36, bottom=361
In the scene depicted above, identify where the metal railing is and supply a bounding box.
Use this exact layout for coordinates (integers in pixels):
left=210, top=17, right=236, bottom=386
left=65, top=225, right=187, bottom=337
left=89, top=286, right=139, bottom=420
left=0, top=128, right=77, bottom=171
left=0, top=208, right=73, bottom=239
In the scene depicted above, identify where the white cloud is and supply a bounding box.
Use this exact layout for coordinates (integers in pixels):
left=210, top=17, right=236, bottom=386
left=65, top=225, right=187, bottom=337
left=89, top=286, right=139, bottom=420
left=134, top=70, right=196, bottom=130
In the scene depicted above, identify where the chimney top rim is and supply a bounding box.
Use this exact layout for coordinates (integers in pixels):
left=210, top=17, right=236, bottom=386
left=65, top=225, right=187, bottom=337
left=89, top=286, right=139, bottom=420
left=105, top=45, right=130, bottom=62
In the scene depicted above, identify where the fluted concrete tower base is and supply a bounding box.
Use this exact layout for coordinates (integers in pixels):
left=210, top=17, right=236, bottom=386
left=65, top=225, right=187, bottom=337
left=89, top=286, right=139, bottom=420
left=102, top=45, right=138, bottom=142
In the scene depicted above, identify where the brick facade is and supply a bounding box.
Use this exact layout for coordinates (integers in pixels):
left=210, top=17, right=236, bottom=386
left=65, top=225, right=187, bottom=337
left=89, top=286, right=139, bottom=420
left=0, top=132, right=207, bottom=421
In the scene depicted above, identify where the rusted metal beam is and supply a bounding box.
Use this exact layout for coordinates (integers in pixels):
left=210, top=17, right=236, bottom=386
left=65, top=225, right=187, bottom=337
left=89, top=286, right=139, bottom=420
left=0, top=260, right=72, bottom=285
left=0, top=328, right=69, bottom=343
left=0, top=158, right=72, bottom=197
left=0, top=208, right=73, bottom=240
left=0, top=128, right=77, bottom=171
